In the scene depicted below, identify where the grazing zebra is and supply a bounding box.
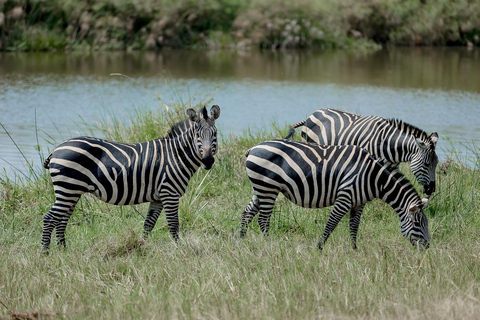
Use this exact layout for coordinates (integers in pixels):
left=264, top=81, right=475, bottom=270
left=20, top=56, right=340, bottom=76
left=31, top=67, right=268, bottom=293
left=42, top=105, right=220, bottom=252
left=240, top=139, right=430, bottom=250
left=284, top=108, right=439, bottom=195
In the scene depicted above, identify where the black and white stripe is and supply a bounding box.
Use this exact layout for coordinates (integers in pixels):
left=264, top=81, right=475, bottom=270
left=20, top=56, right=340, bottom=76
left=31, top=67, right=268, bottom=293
left=240, top=139, right=430, bottom=250
left=284, top=108, right=439, bottom=195
left=42, top=105, right=220, bottom=252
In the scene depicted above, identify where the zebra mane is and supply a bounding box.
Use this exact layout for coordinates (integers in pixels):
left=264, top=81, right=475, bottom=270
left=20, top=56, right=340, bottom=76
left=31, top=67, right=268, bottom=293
left=386, top=118, right=429, bottom=141
left=164, top=118, right=194, bottom=139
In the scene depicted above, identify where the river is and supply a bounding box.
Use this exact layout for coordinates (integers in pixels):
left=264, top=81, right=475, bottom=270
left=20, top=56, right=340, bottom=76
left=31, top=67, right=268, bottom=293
left=1, top=48, right=479, bottom=177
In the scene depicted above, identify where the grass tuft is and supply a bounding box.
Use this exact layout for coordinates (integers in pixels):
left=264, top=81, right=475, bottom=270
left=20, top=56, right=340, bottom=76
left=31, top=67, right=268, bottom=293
left=91, top=228, right=147, bottom=260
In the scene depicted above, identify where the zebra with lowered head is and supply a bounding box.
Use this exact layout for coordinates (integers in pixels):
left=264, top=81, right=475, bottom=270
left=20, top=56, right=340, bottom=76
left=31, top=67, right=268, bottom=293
left=240, top=139, right=430, bottom=250
left=284, top=108, right=439, bottom=195
left=42, top=105, right=220, bottom=252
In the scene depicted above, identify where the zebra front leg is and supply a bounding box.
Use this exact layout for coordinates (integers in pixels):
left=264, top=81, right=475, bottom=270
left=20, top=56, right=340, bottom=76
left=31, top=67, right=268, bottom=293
left=162, top=196, right=180, bottom=241
left=318, top=197, right=351, bottom=251
left=240, top=195, right=260, bottom=238
left=143, top=202, right=164, bottom=239
left=349, top=205, right=365, bottom=250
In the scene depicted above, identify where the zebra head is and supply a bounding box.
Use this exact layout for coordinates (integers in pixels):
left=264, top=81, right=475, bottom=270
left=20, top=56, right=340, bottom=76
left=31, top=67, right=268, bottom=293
left=401, top=199, right=430, bottom=249
left=411, top=132, right=439, bottom=195
left=186, top=105, right=221, bottom=170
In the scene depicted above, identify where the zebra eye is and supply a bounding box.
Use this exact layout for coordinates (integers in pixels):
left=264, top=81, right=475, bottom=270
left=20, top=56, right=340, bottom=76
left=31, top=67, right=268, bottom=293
left=411, top=211, right=425, bottom=224
left=425, top=154, right=436, bottom=166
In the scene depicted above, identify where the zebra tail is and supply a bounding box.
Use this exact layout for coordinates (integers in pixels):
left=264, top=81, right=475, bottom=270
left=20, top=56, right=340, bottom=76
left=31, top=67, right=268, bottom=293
left=284, top=120, right=306, bottom=139
left=43, top=151, right=53, bottom=169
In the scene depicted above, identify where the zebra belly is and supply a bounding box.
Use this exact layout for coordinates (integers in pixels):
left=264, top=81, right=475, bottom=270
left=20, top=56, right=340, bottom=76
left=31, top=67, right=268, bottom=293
left=280, top=187, right=336, bottom=209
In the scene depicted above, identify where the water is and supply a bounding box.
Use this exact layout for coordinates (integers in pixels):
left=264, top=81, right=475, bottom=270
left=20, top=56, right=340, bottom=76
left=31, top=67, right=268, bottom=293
left=1, top=48, right=479, bottom=177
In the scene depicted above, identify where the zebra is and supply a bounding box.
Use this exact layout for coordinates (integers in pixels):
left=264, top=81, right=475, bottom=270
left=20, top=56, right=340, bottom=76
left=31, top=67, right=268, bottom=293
left=41, top=105, right=220, bottom=252
left=240, top=139, right=430, bottom=250
left=284, top=108, right=439, bottom=195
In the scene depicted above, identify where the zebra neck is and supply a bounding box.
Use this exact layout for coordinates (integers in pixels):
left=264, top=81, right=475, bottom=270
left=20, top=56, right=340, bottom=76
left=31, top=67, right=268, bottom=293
left=168, top=126, right=203, bottom=174
left=379, top=170, right=418, bottom=218
left=376, top=131, right=418, bottom=163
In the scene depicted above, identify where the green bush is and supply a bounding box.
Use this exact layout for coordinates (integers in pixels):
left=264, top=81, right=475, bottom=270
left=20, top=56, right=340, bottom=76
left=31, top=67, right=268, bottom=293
left=2, top=0, right=478, bottom=51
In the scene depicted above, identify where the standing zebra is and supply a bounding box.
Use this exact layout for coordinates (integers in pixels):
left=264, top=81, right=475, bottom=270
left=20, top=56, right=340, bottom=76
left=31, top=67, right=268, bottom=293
left=42, top=105, right=220, bottom=252
left=284, top=108, right=439, bottom=195
left=240, top=139, right=430, bottom=250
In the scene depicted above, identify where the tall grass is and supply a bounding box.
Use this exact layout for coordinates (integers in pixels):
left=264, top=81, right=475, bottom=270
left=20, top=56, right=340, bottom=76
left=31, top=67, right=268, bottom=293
left=1, top=104, right=479, bottom=319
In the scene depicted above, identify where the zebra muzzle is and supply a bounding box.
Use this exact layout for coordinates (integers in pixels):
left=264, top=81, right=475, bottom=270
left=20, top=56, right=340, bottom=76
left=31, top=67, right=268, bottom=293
left=201, top=153, right=215, bottom=170
left=424, top=181, right=435, bottom=195
left=410, top=237, right=429, bottom=250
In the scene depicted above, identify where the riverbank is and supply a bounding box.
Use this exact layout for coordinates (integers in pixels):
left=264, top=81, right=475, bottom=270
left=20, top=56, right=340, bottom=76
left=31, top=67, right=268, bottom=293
left=1, top=104, right=479, bottom=319
left=0, top=0, right=479, bottom=51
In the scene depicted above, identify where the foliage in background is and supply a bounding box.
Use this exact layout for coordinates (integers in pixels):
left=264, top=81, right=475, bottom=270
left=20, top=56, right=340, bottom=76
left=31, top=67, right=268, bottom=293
left=0, top=0, right=479, bottom=51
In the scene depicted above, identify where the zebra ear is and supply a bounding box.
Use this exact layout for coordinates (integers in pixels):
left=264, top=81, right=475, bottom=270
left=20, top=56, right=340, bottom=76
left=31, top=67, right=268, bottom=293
left=408, top=203, right=420, bottom=222
left=186, top=108, right=199, bottom=122
left=408, top=203, right=419, bottom=214
left=415, top=138, right=427, bottom=150
left=429, top=132, right=439, bottom=147
left=201, top=106, right=208, bottom=119
left=210, top=105, right=220, bottom=120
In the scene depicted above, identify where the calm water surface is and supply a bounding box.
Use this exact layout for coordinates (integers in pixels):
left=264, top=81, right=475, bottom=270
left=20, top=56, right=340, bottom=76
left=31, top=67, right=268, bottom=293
left=1, top=48, right=479, bottom=176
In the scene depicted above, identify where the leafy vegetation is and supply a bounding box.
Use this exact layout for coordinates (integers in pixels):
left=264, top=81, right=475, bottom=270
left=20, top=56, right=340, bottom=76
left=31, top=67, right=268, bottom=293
left=1, top=0, right=479, bottom=51
left=1, top=102, right=479, bottom=319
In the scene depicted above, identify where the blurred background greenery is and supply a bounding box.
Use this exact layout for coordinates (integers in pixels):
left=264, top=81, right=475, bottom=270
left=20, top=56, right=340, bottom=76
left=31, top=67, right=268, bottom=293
left=0, top=0, right=479, bottom=52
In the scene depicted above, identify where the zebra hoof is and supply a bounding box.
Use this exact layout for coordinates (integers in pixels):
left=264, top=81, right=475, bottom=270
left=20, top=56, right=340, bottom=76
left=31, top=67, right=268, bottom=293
left=317, top=241, right=323, bottom=251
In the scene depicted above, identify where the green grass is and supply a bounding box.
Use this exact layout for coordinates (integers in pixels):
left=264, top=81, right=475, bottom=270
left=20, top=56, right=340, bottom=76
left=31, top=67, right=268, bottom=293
left=1, top=104, right=480, bottom=319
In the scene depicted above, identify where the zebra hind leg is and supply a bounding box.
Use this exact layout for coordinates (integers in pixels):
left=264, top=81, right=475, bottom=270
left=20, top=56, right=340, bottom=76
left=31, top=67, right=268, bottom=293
left=256, top=192, right=278, bottom=236
left=239, top=195, right=260, bottom=238
left=143, top=202, right=164, bottom=239
left=349, top=205, right=365, bottom=250
left=42, top=196, right=80, bottom=253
